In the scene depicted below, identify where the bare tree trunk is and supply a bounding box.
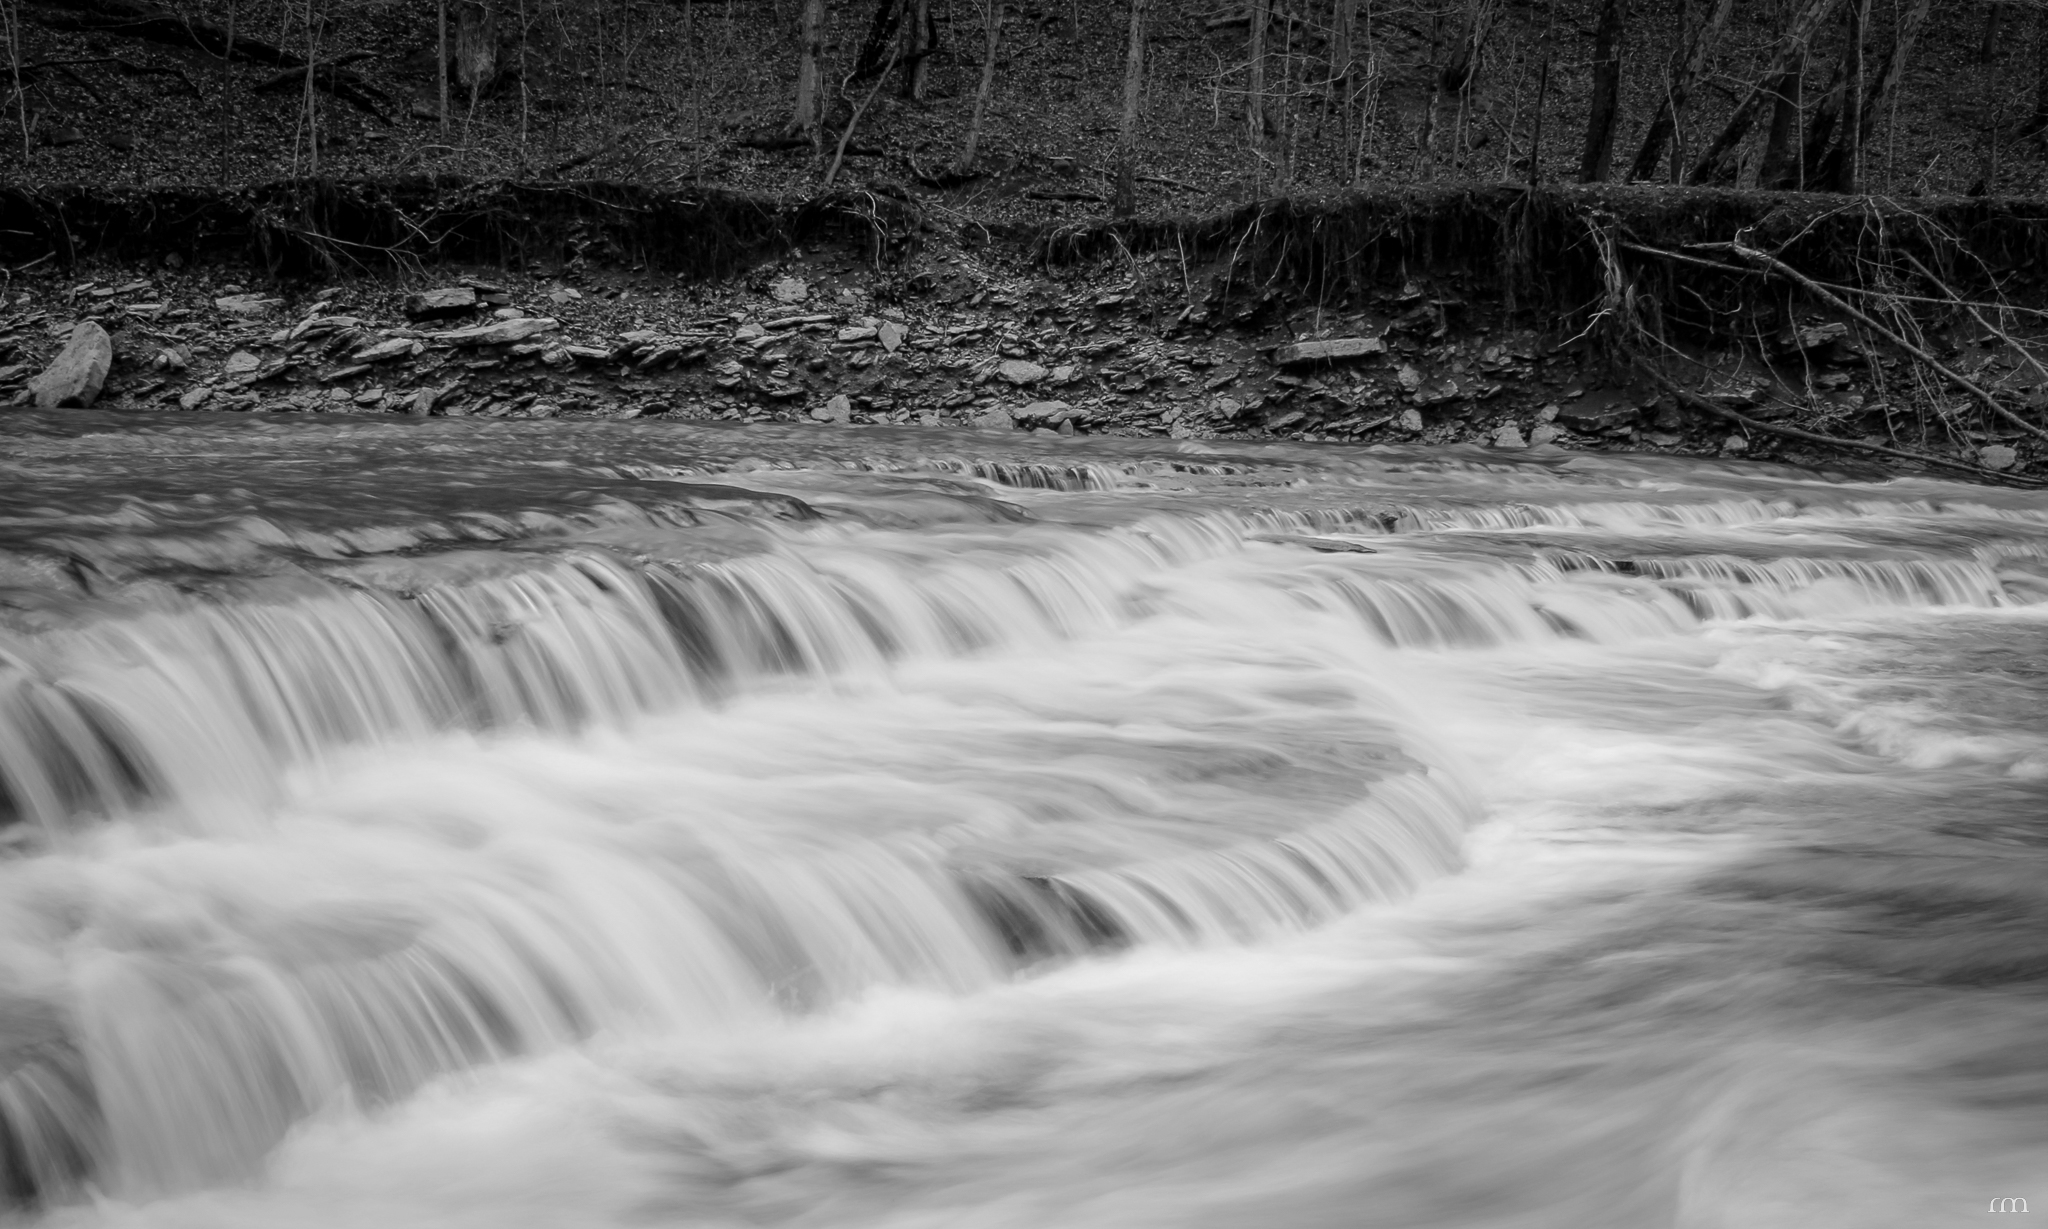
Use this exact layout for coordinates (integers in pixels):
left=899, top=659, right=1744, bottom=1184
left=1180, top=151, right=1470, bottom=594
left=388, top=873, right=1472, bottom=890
left=219, top=0, right=234, bottom=183
left=1578, top=0, right=1625, bottom=181
left=1836, top=0, right=1866, bottom=188
left=2025, top=5, right=2048, bottom=145
left=1627, top=0, right=1732, bottom=183
left=901, top=0, right=930, bottom=100
left=1333, top=0, right=1354, bottom=182
left=792, top=0, right=824, bottom=134
left=1855, top=0, right=1929, bottom=151
left=1114, top=0, right=1147, bottom=216
left=1799, top=0, right=1869, bottom=190
left=4, top=0, right=29, bottom=164
left=955, top=0, right=1001, bottom=172
left=1527, top=0, right=1555, bottom=185
left=1248, top=0, right=1270, bottom=176
left=455, top=0, right=499, bottom=99
left=1974, top=0, right=2005, bottom=193
left=436, top=0, right=448, bottom=132
left=1757, top=40, right=1806, bottom=186
left=1424, top=0, right=1492, bottom=179
left=1686, top=0, right=1838, bottom=185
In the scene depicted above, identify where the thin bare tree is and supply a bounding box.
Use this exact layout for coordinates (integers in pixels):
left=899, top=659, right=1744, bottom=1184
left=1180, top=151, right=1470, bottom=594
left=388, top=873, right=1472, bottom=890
left=1114, top=0, right=1148, bottom=215
left=955, top=0, right=1002, bottom=172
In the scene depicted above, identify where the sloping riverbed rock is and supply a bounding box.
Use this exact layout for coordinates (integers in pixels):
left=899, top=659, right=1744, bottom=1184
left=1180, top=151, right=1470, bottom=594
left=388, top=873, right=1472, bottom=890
left=28, top=322, right=113, bottom=408
left=432, top=318, right=560, bottom=347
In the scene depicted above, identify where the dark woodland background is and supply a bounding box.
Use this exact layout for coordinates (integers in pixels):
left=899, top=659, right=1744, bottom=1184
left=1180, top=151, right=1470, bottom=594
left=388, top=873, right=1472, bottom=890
left=0, top=0, right=2034, bottom=211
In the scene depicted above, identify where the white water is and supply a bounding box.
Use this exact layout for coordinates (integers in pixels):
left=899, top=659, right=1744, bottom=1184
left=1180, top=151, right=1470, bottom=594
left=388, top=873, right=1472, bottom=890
left=1, top=414, right=2045, bottom=1225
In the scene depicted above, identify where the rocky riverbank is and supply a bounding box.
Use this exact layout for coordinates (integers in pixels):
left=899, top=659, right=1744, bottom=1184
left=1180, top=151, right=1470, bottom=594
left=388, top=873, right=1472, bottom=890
left=5, top=184, right=2047, bottom=482
left=0, top=241, right=1834, bottom=464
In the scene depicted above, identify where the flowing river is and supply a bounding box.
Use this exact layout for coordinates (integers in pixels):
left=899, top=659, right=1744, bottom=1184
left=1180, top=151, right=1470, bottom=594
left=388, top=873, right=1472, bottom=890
left=0, top=410, right=2043, bottom=1227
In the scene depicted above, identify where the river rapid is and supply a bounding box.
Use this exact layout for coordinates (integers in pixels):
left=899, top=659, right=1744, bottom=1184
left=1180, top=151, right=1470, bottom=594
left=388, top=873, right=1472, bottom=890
left=0, top=410, right=2044, bottom=1227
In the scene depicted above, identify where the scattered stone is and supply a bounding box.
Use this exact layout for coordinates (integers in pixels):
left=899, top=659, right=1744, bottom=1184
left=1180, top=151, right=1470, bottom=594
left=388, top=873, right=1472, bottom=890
left=152, top=348, right=187, bottom=373
left=1646, top=431, right=1684, bottom=447
left=408, top=388, right=438, bottom=415
left=837, top=326, right=878, bottom=343
left=1489, top=423, right=1527, bottom=449
left=1020, top=400, right=1077, bottom=424
left=321, top=364, right=373, bottom=383
left=1396, top=365, right=1423, bottom=392
left=548, top=288, right=583, bottom=305
left=214, top=293, right=281, bottom=317
left=404, top=287, right=480, bottom=320
left=353, top=387, right=385, bottom=405
left=1396, top=408, right=1425, bottom=433
left=1722, top=435, right=1749, bottom=455
left=998, top=359, right=1049, bottom=386
left=1273, top=336, right=1387, bottom=367
left=178, top=386, right=212, bottom=410
left=1979, top=444, right=2020, bottom=471
left=1529, top=424, right=1563, bottom=446
left=350, top=337, right=420, bottom=364
left=878, top=321, right=907, bottom=353
left=491, top=307, right=523, bottom=320
left=811, top=394, right=853, bottom=423
left=223, top=350, right=262, bottom=376
left=1556, top=394, right=1638, bottom=428
left=432, top=317, right=560, bottom=347
left=27, top=322, right=113, bottom=408
left=770, top=277, right=809, bottom=304
left=1050, top=364, right=1077, bottom=384
left=289, top=315, right=362, bottom=341
left=1781, top=321, right=1849, bottom=352
left=974, top=405, right=1015, bottom=432
left=1213, top=396, right=1244, bottom=419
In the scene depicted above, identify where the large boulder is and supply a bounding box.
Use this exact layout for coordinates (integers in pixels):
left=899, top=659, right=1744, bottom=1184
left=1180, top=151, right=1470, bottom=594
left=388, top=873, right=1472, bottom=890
left=28, top=322, right=113, bottom=408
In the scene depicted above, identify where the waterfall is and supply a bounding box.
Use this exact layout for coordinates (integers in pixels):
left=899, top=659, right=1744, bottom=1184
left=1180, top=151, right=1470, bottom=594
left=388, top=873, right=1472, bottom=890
left=3, top=418, right=2047, bottom=1217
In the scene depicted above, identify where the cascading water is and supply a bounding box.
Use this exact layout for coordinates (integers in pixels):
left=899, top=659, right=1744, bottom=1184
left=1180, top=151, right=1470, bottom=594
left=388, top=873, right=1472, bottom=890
left=1, top=411, right=2045, bottom=1226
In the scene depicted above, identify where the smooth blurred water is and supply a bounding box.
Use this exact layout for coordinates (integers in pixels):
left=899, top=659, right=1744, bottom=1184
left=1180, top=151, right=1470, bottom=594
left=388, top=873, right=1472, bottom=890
left=1, top=410, right=2044, bottom=1226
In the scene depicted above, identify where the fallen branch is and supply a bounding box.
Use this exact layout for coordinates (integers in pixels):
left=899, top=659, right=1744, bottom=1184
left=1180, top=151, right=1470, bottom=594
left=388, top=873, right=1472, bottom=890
left=823, top=30, right=900, bottom=189
left=1716, top=237, right=2048, bottom=449
left=1637, top=359, right=2043, bottom=486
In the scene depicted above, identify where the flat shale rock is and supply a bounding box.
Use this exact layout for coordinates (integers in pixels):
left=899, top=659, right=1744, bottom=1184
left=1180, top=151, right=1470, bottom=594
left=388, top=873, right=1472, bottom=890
left=1273, top=337, right=1386, bottom=366
left=405, top=288, right=480, bottom=320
